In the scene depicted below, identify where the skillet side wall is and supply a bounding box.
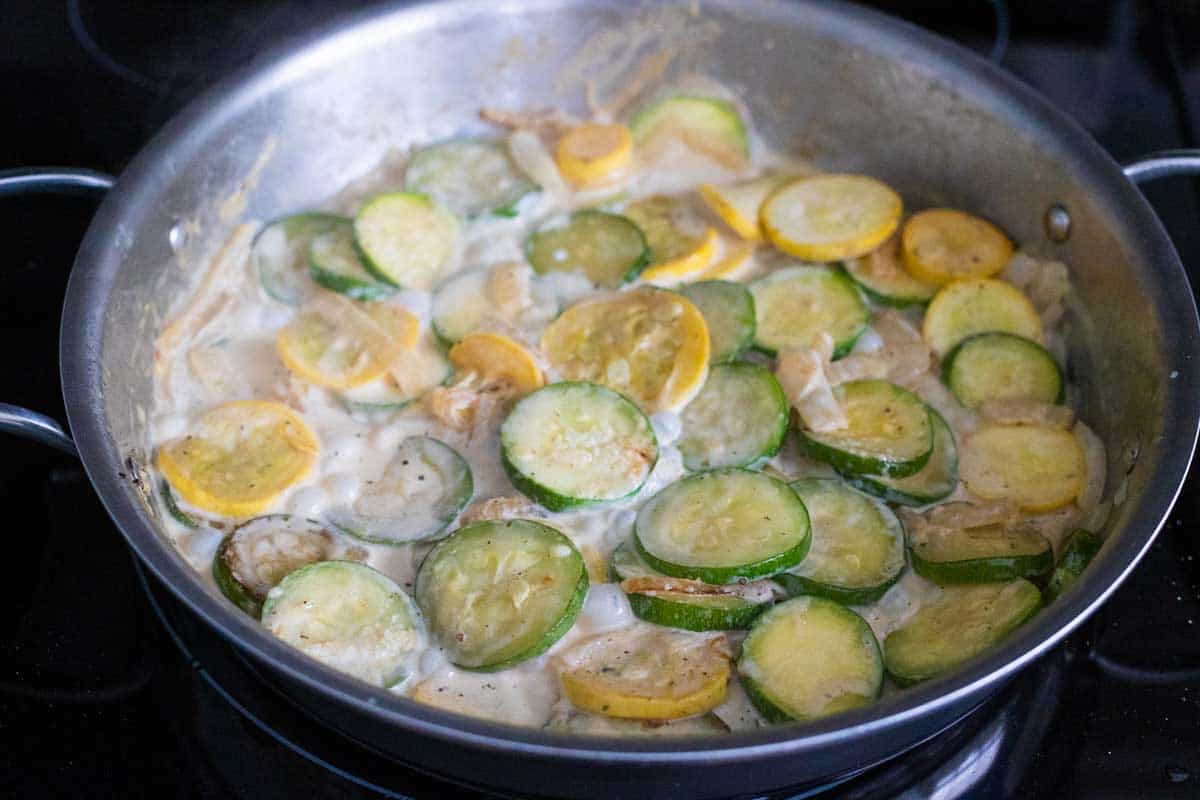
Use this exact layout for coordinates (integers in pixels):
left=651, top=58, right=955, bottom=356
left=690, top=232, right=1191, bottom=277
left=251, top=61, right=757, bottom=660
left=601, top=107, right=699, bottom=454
left=58, top=1, right=1200, bottom=798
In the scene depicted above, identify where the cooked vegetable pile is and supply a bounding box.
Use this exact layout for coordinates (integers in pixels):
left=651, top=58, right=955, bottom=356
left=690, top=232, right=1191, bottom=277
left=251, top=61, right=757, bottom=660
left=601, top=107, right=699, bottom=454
left=149, top=88, right=1107, bottom=734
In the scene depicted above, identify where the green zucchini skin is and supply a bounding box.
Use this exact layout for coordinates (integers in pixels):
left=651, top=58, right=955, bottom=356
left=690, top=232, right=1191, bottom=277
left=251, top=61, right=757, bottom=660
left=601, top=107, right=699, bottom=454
left=160, top=479, right=199, bottom=528
left=526, top=211, right=650, bottom=289
left=500, top=382, right=658, bottom=512
left=625, top=591, right=764, bottom=632
left=941, top=332, right=1064, bottom=410
left=910, top=546, right=1054, bottom=586
left=679, top=280, right=756, bottom=364
left=839, top=260, right=936, bottom=309
left=843, top=408, right=958, bottom=507
left=634, top=468, right=812, bottom=584
left=1045, top=529, right=1102, bottom=602
left=676, top=362, right=789, bottom=472
left=798, top=381, right=933, bottom=479
left=307, top=220, right=395, bottom=301
left=771, top=570, right=902, bottom=607
left=883, top=579, right=1043, bottom=685
left=212, top=535, right=263, bottom=618
left=416, top=519, right=588, bottom=671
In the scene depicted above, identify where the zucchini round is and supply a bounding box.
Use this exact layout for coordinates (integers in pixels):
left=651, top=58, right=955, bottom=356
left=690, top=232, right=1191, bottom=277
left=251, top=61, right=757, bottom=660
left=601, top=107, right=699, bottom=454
left=774, top=479, right=906, bottom=605
left=252, top=212, right=343, bottom=305
left=677, top=363, right=789, bottom=471
left=883, top=579, right=1042, bottom=684
left=213, top=515, right=367, bottom=617
left=1045, top=529, right=1103, bottom=602
left=750, top=265, right=869, bottom=358
left=612, top=539, right=768, bottom=631
left=798, top=380, right=933, bottom=478
left=415, top=519, right=587, bottom=670
left=160, top=479, right=199, bottom=528
left=634, top=468, right=811, bottom=584
left=629, top=95, right=749, bottom=163
left=942, top=332, right=1063, bottom=410
left=353, top=192, right=459, bottom=290
left=308, top=222, right=395, bottom=301
left=405, top=139, right=536, bottom=218
left=909, top=524, right=1053, bottom=585
left=326, top=436, right=472, bottom=545
left=679, top=280, right=755, bottom=364
left=263, top=561, right=425, bottom=688
left=844, top=407, right=958, bottom=507
left=526, top=211, right=649, bottom=288
left=500, top=382, right=657, bottom=511
left=922, top=278, right=1042, bottom=357
left=841, top=234, right=936, bottom=308
left=739, top=596, right=883, bottom=722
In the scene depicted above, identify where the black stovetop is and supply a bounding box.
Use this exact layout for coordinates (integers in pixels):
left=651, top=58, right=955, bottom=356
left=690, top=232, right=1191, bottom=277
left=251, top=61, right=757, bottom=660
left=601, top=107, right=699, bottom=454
left=1, top=2, right=1198, bottom=798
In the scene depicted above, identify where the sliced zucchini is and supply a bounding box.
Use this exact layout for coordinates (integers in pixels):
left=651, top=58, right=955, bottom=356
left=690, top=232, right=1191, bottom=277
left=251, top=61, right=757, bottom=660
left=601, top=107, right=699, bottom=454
left=629, top=95, right=749, bottom=165
left=623, top=196, right=717, bottom=283
left=612, top=540, right=768, bottom=631
left=160, top=479, right=199, bottom=528
left=308, top=222, right=395, bottom=301
left=405, top=139, right=536, bottom=218
left=415, top=519, right=587, bottom=670
left=430, top=267, right=557, bottom=345
left=922, top=278, right=1042, bottom=358
left=213, top=515, right=366, bottom=617
left=677, top=363, right=788, bottom=471
left=883, top=579, right=1042, bottom=684
left=262, top=561, right=424, bottom=688
left=1045, top=529, right=1103, bottom=602
left=526, top=211, right=648, bottom=288
left=799, top=380, right=933, bottom=479
left=761, top=175, right=902, bottom=262
left=960, top=424, right=1084, bottom=512
left=539, top=287, right=710, bottom=413
left=679, top=280, right=755, bottom=364
left=773, top=479, right=906, bottom=605
left=326, top=436, right=472, bottom=545
left=625, top=589, right=764, bottom=632
left=739, top=596, right=883, bottom=722
left=156, top=401, right=319, bottom=518
left=844, top=407, right=958, bottom=506
left=560, top=627, right=731, bottom=720
left=901, top=208, right=1013, bottom=286
left=500, top=382, right=657, bottom=511
left=909, top=524, right=1053, bottom=585
left=353, top=192, right=459, bottom=291
left=841, top=234, right=936, bottom=307
left=750, top=266, right=869, bottom=358
left=942, top=332, right=1063, bottom=410
left=252, top=212, right=343, bottom=305
left=635, top=468, right=811, bottom=584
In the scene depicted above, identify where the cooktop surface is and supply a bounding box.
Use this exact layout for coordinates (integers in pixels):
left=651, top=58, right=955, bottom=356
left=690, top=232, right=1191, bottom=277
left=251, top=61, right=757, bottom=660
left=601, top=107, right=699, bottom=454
left=1, top=2, right=1198, bottom=798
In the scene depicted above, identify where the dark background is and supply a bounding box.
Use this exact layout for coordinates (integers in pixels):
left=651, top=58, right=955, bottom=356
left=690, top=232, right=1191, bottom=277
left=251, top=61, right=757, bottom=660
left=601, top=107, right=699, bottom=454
left=0, top=1, right=1198, bottom=798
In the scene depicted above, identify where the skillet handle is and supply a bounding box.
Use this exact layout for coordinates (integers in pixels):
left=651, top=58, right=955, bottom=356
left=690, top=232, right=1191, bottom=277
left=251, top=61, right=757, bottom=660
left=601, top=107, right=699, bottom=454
left=1122, top=149, right=1200, bottom=182
left=0, top=167, right=116, bottom=458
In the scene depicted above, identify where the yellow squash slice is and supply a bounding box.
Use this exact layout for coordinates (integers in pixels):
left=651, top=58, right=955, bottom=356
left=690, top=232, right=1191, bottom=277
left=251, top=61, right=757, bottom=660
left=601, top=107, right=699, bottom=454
left=540, top=287, right=710, bottom=412
left=901, top=208, right=1013, bottom=285
left=960, top=424, right=1084, bottom=512
left=560, top=628, right=730, bottom=720
left=761, top=174, right=902, bottom=261
left=923, top=278, right=1042, bottom=357
left=699, top=174, right=791, bottom=240
left=624, top=196, right=718, bottom=284
left=556, top=123, right=633, bottom=186
left=699, top=241, right=755, bottom=280
left=277, top=293, right=419, bottom=390
left=157, top=400, right=318, bottom=517
left=448, top=331, right=545, bottom=395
